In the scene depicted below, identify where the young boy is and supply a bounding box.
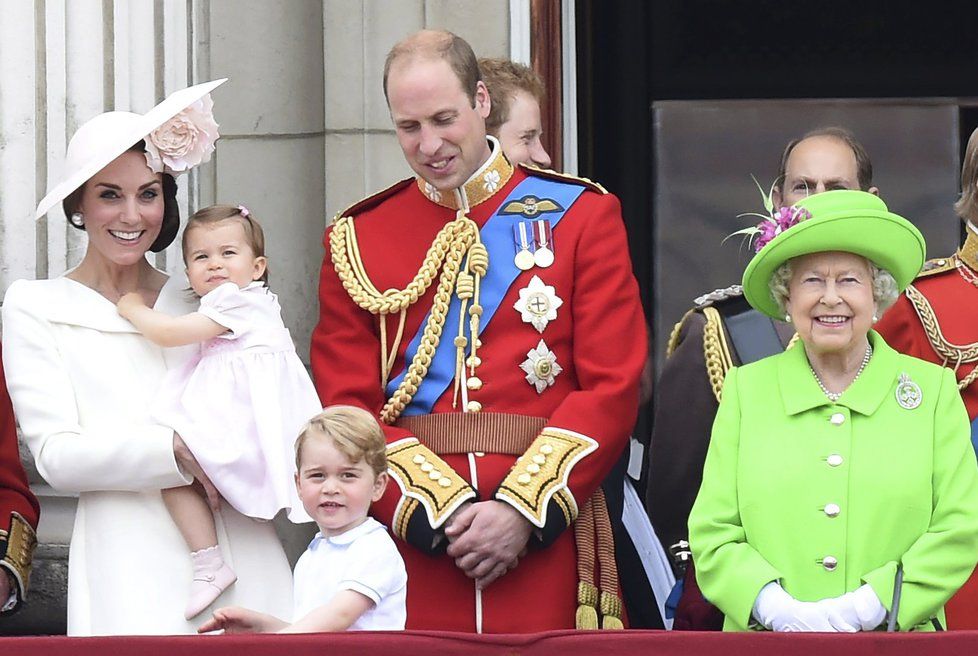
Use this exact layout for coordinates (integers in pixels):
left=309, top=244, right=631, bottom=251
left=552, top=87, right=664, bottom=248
left=199, top=406, right=407, bottom=633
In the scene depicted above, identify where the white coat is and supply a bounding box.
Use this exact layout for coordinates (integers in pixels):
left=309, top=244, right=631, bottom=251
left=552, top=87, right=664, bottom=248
left=1, top=275, right=293, bottom=636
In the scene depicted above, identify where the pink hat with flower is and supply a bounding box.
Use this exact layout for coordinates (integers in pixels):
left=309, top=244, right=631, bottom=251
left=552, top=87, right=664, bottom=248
left=34, top=78, right=226, bottom=220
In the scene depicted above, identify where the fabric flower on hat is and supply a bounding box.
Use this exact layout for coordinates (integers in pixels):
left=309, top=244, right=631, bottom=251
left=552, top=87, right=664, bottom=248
left=728, top=176, right=812, bottom=253
left=144, top=94, right=220, bottom=175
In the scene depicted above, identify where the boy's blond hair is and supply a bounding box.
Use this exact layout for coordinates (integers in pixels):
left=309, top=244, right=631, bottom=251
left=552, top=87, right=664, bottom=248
left=295, top=405, right=387, bottom=476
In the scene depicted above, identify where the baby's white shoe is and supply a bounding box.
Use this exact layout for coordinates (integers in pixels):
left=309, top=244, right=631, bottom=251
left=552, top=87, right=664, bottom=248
left=185, top=545, right=237, bottom=620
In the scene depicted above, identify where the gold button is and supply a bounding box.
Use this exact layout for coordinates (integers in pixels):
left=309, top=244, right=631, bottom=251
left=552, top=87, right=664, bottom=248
left=517, top=473, right=532, bottom=485
left=420, top=462, right=433, bottom=472
left=527, top=463, right=541, bottom=474
left=830, top=413, right=845, bottom=426
left=827, top=454, right=843, bottom=467
left=824, top=503, right=841, bottom=517
left=466, top=400, right=483, bottom=413
left=532, top=454, right=546, bottom=465
left=438, top=477, right=451, bottom=488
left=540, top=444, right=554, bottom=455
left=412, top=454, right=426, bottom=465
left=821, top=556, right=838, bottom=571
left=428, top=470, right=442, bottom=480
left=467, top=377, right=483, bottom=390
left=534, top=359, right=553, bottom=378
left=466, top=355, right=482, bottom=368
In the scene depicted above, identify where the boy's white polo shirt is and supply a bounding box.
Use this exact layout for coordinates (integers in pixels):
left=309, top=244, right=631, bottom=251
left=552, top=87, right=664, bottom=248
left=293, top=517, right=407, bottom=630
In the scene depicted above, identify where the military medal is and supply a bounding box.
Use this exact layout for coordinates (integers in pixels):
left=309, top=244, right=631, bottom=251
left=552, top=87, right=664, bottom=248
left=533, top=220, right=555, bottom=268
left=895, top=373, right=922, bottom=410
left=520, top=339, right=563, bottom=393
left=513, top=222, right=534, bottom=270
left=514, top=275, right=563, bottom=333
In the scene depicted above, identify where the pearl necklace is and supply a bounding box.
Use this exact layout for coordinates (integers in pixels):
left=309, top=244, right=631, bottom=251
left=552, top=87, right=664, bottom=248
left=809, top=344, right=873, bottom=402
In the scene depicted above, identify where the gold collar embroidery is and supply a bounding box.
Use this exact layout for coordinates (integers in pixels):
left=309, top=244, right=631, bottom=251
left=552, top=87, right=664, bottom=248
left=959, top=223, right=978, bottom=273
left=416, top=136, right=514, bottom=212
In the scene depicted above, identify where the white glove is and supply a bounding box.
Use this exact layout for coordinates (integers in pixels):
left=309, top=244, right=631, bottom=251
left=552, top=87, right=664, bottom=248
left=753, top=581, right=837, bottom=632
left=817, top=584, right=887, bottom=632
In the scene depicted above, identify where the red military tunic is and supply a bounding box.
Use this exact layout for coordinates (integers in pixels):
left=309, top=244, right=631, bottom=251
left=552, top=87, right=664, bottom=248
left=0, top=344, right=40, bottom=614
left=876, top=225, right=978, bottom=629
left=311, top=143, right=646, bottom=632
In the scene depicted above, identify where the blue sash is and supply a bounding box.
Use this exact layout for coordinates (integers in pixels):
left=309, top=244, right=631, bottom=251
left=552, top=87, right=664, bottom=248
left=386, top=176, right=586, bottom=416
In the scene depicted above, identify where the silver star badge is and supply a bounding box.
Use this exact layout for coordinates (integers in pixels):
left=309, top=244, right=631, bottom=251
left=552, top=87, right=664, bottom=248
left=514, top=275, right=563, bottom=333
left=520, top=339, right=563, bottom=393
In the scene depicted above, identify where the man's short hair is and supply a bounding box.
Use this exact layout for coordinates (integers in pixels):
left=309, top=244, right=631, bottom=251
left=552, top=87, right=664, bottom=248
left=777, top=126, right=874, bottom=191
left=383, top=30, right=481, bottom=107
left=295, top=405, right=387, bottom=477
left=479, top=58, right=546, bottom=136
left=956, top=126, right=978, bottom=224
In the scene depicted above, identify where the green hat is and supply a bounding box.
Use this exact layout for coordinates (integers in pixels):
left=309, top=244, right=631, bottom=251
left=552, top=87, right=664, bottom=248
left=741, top=189, right=926, bottom=319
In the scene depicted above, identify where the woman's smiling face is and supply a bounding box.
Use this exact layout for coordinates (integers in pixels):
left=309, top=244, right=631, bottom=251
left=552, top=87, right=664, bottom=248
left=75, top=150, right=165, bottom=268
left=786, top=251, right=877, bottom=357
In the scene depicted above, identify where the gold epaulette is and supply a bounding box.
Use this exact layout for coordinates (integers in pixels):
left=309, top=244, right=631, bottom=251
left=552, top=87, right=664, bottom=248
left=915, top=256, right=956, bottom=278
left=334, top=178, right=415, bottom=221
left=0, top=512, right=37, bottom=608
left=665, top=286, right=745, bottom=359
left=519, top=164, right=608, bottom=195
left=496, top=427, right=598, bottom=529
left=386, top=438, right=476, bottom=534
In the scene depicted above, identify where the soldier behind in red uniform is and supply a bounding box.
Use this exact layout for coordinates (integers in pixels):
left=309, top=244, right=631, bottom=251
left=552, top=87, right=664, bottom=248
left=311, top=30, right=652, bottom=632
left=875, top=125, right=978, bottom=630
left=0, top=345, right=39, bottom=616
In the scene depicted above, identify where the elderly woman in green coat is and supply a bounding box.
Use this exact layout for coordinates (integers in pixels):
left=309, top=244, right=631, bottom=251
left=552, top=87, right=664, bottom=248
left=688, top=189, right=978, bottom=632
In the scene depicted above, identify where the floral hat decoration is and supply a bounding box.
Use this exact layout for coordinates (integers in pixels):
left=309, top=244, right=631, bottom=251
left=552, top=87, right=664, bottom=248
left=35, top=78, right=227, bottom=220
left=738, top=183, right=926, bottom=319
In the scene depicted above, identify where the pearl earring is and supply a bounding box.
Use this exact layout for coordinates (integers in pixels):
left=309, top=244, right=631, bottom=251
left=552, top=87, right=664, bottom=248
left=785, top=314, right=791, bottom=323
left=69, top=212, right=85, bottom=228
left=872, top=314, right=879, bottom=323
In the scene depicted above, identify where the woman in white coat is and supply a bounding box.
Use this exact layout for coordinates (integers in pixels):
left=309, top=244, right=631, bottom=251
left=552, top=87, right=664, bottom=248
left=0, top=80, right=293, bottom=635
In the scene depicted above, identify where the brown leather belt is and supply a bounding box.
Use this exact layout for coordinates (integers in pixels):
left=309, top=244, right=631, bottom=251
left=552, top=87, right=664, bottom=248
left=395, top=412, right=547, bottom=455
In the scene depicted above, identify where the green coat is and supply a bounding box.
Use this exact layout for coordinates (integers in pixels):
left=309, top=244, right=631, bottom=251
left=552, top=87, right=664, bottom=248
left=688, top=331, right=978, bottom=631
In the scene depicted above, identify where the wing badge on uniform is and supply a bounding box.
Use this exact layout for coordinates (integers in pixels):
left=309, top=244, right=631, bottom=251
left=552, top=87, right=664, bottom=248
left=500, top=195, right=564, bottom=218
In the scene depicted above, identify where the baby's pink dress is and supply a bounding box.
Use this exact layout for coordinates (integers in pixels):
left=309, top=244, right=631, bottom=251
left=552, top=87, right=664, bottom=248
left=155, top=281, right=320, bottom=523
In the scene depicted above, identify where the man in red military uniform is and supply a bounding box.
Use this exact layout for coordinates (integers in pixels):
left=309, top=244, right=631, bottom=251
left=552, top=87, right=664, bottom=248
left=0, top=345, right=40, bottom=616
left=875, top=126, right=978, bottom=630
left=311, top=30, right=648, bottom=632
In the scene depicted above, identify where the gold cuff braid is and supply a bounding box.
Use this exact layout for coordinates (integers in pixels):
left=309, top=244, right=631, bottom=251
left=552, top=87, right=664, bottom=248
left=496, top=427, right=598, bottom=528
left=0, top=512, right=37, bottom=602
left=387, top=439, right=475, bottom=529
